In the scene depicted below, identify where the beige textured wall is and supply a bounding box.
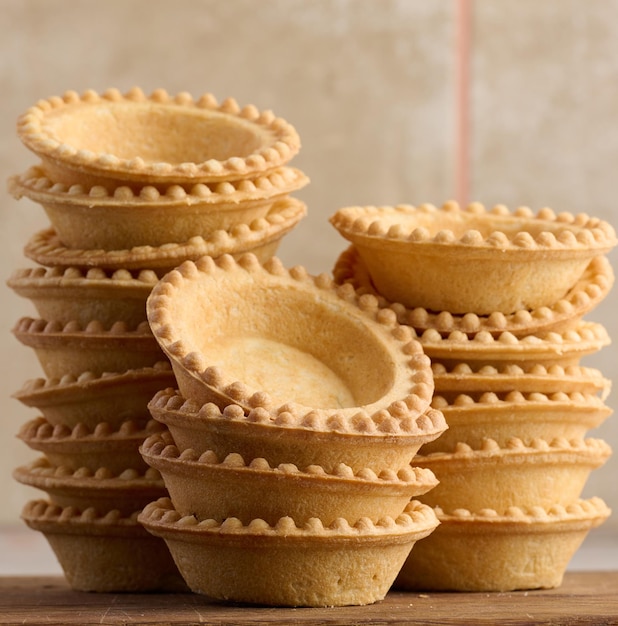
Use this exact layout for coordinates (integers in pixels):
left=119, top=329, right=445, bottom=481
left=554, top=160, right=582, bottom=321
left=0, top=0, right=616, bottom=529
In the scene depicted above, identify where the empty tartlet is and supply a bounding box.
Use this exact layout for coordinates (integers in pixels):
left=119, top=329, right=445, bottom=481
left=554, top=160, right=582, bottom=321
left=333, top=245, right=614, bottom=337
left=147, top=253, right=435, bottom=427
left=23, top=197, right=306, bottom=273
left=148, top=389, right=447, bottom=474
left=17, top=87, right=301, bottom=186
left=413, top=437, right=611, bottom=513
left=140, top=430, right=438, bottom=526
left=420, top=390, right=611, bottom=453
left=19, top=417, right=165, bottom=473
left=8, top=164, right=309, bottom=250
left=13, top=362, right=175, bottom=428
left=13, top=457, right=166, bottom=516
left=138, top=496, right=439, bottom=607
left=329, top=202, right=617, bottom=315
left=12, top=317, right=164, bottom=378
left=396, top=498, right=611, bottom=592
left=22, top=499, right=187, bottom=592
left=413, top=321, right=610, bottom=369
left=7, top=265, right=160, bottom=328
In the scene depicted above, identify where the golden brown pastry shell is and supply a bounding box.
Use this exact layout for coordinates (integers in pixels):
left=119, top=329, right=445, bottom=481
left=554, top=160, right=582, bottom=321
left=23, top=197, right=305, bottom=273
left=13, top=362, right=175, bottom=428
left=396, top=498, right=610, bottom=592
left=329, top=202, right=617, bottom=315
left=17, top=88, right=301, bottom=186
left=413, top=437, right=611, bottom=513
left=9, top=164, right=308, bottom=250
left=22, top=499, right=186, bottom=592
left=140, top=430, right=438, bottom=526
left=138, top=497, right=439, bottom=607
left=12, top=317, right=164, bottom=378
left=7, top=265, right=159, bottom=327
left=148, top=388, right=447, bottom=474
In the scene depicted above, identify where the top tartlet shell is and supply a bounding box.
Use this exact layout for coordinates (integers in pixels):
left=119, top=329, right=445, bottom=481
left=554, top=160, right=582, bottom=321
left=17, top=87, right=301, bottom=185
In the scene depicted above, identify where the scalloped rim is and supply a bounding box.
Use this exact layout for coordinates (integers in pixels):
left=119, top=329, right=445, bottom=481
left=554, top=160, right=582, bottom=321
left=8, top=265, right=162, bottom=292
left=9, top=164, right=309, bottom=207
left=434, top=496, right=610, bottom=526
left=431, top=362, right=612, bottom=399
left=14, top=361, right=173, bottom=402
left=147, top=254, right=440, bottom=433
left=415, top=436, right=612, bottom=464
left=138, top=496, right=439, bottom=539
left=18, top=416, right=165, bottom=446
left=140, top=431, right=438, bottom=489
left=431, top=389, right=610, bottom=413
left=23, top=197, right=306, bottom=270
left=333, top=246, right=614, bottom=337
left=17, top=87, right=301, bottom=183
left=148, top=388, right=447, bottom=442
left=329, top=202, right=617, bottom=253
left=13, top=456, right=163, bottom=487
left=12, top=316, right=154, bottom=338
left=410, top=320, right=611, bottom=360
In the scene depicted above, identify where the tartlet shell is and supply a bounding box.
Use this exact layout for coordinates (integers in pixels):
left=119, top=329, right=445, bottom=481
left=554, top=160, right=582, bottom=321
left=17, top=87, right=301, bottom=185
left=13, top=362, right=175, bottom=428
left=12, top=317, right=164, bottom=378
left=9, top=164, right=308, bottom=250
left=333, top=245, right=614, bottom=337
left=21, top=499, right=187, bottom=593
left=148, top=388, right=447, bottom=474
left=23, top=197, right=306, bottom=273
left=330, top=202, right=617, bottom=315
left=146, top=253, right=435, bottom=429
left=396, top=498, right=610, bottom=592
left=413, top=437, right=611, bottom=513
left=138, top=497, right=439, bottom=607
left=140, top=430, right=439, bottom=526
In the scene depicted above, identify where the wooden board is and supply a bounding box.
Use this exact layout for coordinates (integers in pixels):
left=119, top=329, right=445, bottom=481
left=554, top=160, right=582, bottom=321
left=0, top=572, right=616, bottom=625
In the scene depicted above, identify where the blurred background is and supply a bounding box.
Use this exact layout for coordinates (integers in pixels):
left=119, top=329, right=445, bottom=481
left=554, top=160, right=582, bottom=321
left=1, top=0, right=616, bottom=567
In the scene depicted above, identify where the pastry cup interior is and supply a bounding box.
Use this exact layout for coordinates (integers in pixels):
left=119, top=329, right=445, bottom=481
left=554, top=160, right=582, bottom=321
left=17, top=88, right=301, bottom=186
left=147, top=253, right=434, bottom=425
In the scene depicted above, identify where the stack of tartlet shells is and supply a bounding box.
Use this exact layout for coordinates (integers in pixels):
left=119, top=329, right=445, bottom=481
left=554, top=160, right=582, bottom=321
left=330, top=200, right=617, bottom=592
left=7, top=87, right=308, bottom=592
left=139, top=251, right=447, bottom=607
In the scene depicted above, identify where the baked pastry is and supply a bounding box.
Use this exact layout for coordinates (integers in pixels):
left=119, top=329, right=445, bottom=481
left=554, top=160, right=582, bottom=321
left=329, top=202, right=617, bottom=315
left=13, top=457, right=165, bottom=516
left=396, top=498, right=611, bottom=592
left=413, top=322, right=610, bottom=369
left=18, top=417, right=165, bottom=473
left=421, top=390, right=611, bottom=453
left=8, top=164, right=308, bottom=250
left=147, top=253, right=434, bottom=425
left=22, top=499, right=187, bottom=592
left=431, top=362, right=612, bottom=400
left=23, top=197, right=306, bottom=273
left=12, top=318, right=163, bottom=378
left=148, top=389, right=446, bottom=475
left=138, top=496, right=439, bottom=607
left=16, top=87, right=301, bottom=186
left=7, top=265, right=159, bottom=328
left=333, top=245, right=614, bottom=337
left=413, top=437, right=611, bottom=513
left=12, top=362, right=175, bottom=428
left=140, top=430, right=438, bottom=526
